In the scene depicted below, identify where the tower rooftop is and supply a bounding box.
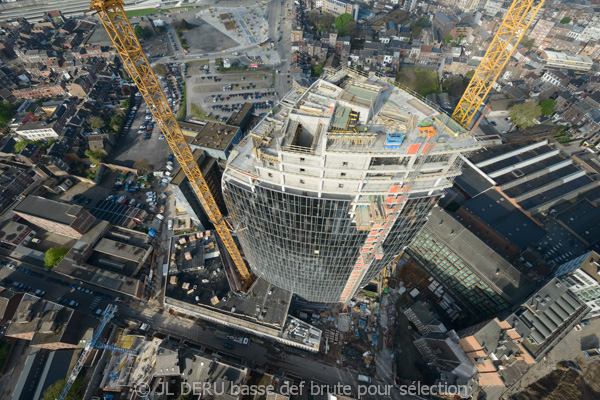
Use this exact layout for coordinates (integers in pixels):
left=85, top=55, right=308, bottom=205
left=227, top=74, right=479, bottom=182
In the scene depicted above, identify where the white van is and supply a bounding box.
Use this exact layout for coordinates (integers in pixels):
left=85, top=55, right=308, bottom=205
left=168, top=220, right=173, bottom=230
left=156, top=214, right=165, bottom=221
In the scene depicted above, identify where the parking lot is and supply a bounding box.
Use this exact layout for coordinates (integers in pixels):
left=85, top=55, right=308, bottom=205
left=187, top=62, right=277, bottom=120
left=91, top=199, right=149, bottom=227
left=109, top=95, right=171, bottom=170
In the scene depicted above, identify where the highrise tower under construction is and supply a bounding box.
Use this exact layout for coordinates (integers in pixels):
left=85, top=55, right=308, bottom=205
left=222, top=71, right=481, bottom=304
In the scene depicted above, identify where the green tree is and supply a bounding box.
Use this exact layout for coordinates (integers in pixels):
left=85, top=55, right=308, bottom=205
left=154, top=63, right=169, bottom=78
left=85, top=148, right=106, bottom=165
left=134, top=24, right=150, bottom=38
left=465, top=70, right=475, bottom=80
left=0, top=340, right=10, bottom=370
left=509, top=101, right=542, bottom=129
left=307, top=9, right=320, bottom=26
left=312, top=62, right=324, bottom=77
left=334, top=13, right=354, bottom=36
left=0, top=101, right=12, bottom=127
left=445, top=34, right=453, bottom=44
left=110, top=114, right=124, bottom=131
left=41, top=378, right=83, bottom=400
left=308, top=11, right=335, bottom=33
left=520, top=35, right=535, bottom=50
left=134, top=158, right=152, bottom=175
left=173, top=19, right=196, bottom=32
left=88, top=115, right=104, bottom=130
left=540, top=98, right=557, bottom=116
left=560, top=17, right=571, bottom=24
left=442, top=75, right=470, bottom=98
left=14, top=140, right=40, bottom=153
left=44, top=247, right=69, bottom=268
left=121, top=99, right=130, bottom=110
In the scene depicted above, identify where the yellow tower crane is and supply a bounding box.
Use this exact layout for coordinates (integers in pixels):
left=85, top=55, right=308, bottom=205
left=452, top=0, right=545, bottom=129
left=89, top=0, right=253, bottom=291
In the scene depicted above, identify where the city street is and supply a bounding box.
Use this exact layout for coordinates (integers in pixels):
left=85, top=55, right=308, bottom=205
left=0, top=261, right=114, bottom=314
left=119, top=305, right=415, bottom=400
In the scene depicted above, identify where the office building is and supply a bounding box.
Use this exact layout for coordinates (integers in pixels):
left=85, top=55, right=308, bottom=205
left=322, top=0, right=354, bottom=16
left=542, top=50, right=593, bottom=72
left=408, top=207, right=536, bottom=318
left=222, top=72, right=480, bottom=304
left=554, top=251, right=600, bottom=320
left=529, top=18, right=555, bottom=45
left=506, top=277, right=589, bottom=360
left=13, top=195, right=96, bottom=239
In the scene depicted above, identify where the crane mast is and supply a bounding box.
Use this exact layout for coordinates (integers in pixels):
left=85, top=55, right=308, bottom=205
left=89, top=0, right=252, bottom=290
left=452, top=0, right=545, bottom=128
left=57, top=305, right=139, bottom=400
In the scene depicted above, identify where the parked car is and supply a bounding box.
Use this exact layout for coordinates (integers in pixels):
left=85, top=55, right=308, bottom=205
left=69, top=300, right=79, bottom=308
left=34, top=289, right=46, bottom=297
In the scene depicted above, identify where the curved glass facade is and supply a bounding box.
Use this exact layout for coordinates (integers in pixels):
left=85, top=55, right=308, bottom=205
left=224, top=181, right=370, bottom=303
left=224, top=179, right=439, bottom=303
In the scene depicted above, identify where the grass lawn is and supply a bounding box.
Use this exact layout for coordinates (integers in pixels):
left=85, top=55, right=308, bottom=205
left=396, top=68, right=441, bottom=97
left=198, top=59, right=210, bottom=66
left=177, top=84, right=186, bottom=121
left=191, top=103, right=207, bottom=119
left=191, top=104, right=216, bottom=121
left=125, top=8, right=162, bottom=17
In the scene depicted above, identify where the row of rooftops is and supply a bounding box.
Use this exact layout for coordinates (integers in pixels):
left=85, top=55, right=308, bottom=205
left=0, top=288, right=96, bottom=347
left=454, top=139, right=600, bottom=260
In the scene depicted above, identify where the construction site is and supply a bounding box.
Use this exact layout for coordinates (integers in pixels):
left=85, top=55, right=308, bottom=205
left=222, top=71, right=482, bottom=305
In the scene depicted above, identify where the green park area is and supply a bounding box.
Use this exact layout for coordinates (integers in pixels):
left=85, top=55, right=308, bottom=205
left=396, top=68, right=441, bottom=97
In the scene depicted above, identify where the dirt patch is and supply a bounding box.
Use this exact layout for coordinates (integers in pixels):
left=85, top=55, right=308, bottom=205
left=181, top=20, right=240, bottom=52
left=219, top=13, right=231, bottom=20
left=510, top=361, right=600, bottom=400
left=224, top=21, right=236, bottom=31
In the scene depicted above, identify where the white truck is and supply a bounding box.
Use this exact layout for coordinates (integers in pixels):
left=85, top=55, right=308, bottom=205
left=226, top=335, right=249, bottom=345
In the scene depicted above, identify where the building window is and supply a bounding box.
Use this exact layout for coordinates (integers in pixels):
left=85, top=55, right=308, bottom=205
left=341, top=173, right=346, bottom=177
left=300, top=157, right=305, bottom=162
left=339, top=184, right=344, bottom=188
left=300, top=168, right=305, bottom=172
left=343, top=162, right=348, bottom=166
left=300, top=179, right=305, bottom=184
left=268, top=173, right=273, bottom=178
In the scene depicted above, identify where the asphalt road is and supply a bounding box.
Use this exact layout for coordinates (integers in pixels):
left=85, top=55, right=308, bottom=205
left=120, top=304, right=415, bottom=399
left=0, top=260, right=114, bottom=315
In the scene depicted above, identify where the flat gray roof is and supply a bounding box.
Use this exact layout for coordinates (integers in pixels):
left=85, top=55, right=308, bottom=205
left=425, top=208, right=536, bottom=302
left=463, top=190, right=546, bottom=249
left=14, top=196, right=81, bottom=226
left=94, top=238, right=147, bottom=263
left=508, top=277, right=587, bottom=357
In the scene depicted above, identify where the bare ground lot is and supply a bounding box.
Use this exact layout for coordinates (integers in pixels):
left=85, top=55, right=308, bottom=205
left=181, top=19, right=240, bottom=53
